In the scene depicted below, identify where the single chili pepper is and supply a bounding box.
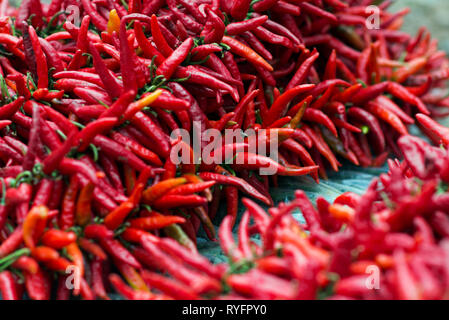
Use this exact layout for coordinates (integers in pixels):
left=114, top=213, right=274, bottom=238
left=23, top=264, right=50, bottom=300
left=41, top=129, right=77, bottom=175
left=347, top=107, right=386, bottom=154
left=39, top=229, right=76, bottom=249
left=285, top=49, right=319, bottom=90
left=303, top=108, right=338, bottom=137
left=88, top=42, right=123, bottom=99
left=142, top=178, right=186, bottom=204
left=75, top=182, right=94, bottom=227
left=78, top=237, right=108, bottom=261
left=165, top=181, right=216, bottom=197
left=156, top=37, right=193, bottom=80
left=43, top=256, right=72, bottom=272
left=58, top=176, right=78, bottom=230
left=90, top=257, right=109, bottom=299
left=393, top=56, right=427, bottom=83
left=76, top=117, right=118, bottom=152
left=121, top=227, right=159, bottom=244
left=387, top=81, right=430, bottom=115
left=23, top=205, right=49, bottom=249
left=152, top=195, right=207, bottom=210
left=150, top=14, right=173, bottom=57
left=222, top=36, right=273, bottom=72
left=231, top=89, right=259, bottom=125
left=0, top=97, right=25, bottom=120
left=65, top=242, right=84, bottom=278
left=229, top=0, right=251, bottom=20
left=0, top=271, right=19, bottom=300
left=129, top=215, right=186, bottom=230
left=253, top=26, right=294, bottom=49
left=303, top=125, right=340, bottom=172
left=32, top=179, right=53, bottom=207
left=236, top=152, right=319, bottom=176
left=191, top=44, right=222, bottom=61
left=31, top=246, right=60, bottom=262
left=351, top=82, right=389, bottom=105
left=99, top=237, right=141, bottom=269
left=103, top=200, right=134, bottom=231
left=264, top=84, right=315, bottom=127
left=10, top=255, right=38, bottom=276
left=366, top=102, right=408, bottom=136
left=199, top=172, right=271, bottom=205
left=415, top=113, right=449, bottom=146
left=107, top=9, right=121, bottom=34
left=218, top=215, right=241, bottom=261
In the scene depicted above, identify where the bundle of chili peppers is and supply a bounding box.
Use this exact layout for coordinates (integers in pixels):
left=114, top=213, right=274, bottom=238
left=0, top=0, right=448, bottom=299
left=102, top=119, right=449, bottom=300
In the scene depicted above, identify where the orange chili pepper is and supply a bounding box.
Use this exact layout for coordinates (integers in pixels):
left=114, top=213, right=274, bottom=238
left=107, top=9, right=120, bottom=35
left=328, top=204, right=355, bottom=222
left=142, top=178, right=187, bottom=204
left=222, top=36, right=273, bottom=72
left=31, top=246, right=60, bottom=262
left=75, top=182, right=95, bottom=226
left=129, top=215, right=186, bottom=230
left=66, top=242, right=84, bottom=278
left=23, top=205, right=49, bottom=249
left=392, top=56, right=427, bottom=83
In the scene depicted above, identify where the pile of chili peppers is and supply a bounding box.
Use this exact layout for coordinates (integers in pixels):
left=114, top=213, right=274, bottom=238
left=103, top=118, right=449, bottom=300
left=0, top=0, right=448, bottom=299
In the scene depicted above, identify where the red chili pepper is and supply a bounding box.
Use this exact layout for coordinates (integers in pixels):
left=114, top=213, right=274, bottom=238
left=77, top=239, right=106, bottom=263
left=0, top=97, right=25, bottom=120
left=347, top=107, right=386, bottom=154
left=388, top=81, right=429, bottom=115
left=88, top=42, right=123, bottom=99
left=129, top=215, right=186, bottom=230
left=156, top=37, right=193, bottom=80
left=416, top=113, right=449, bottom=146
left=150, top=14, right=173, bottom=57
left=99, top=237, right=141, bottom=269
left=24, top=267, right=50, bottom=300
left=264, top=84, right=315, bottom=126
left=0, top=271, right=19, bottom=300
left=303, top=108, right=338, bottom=137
